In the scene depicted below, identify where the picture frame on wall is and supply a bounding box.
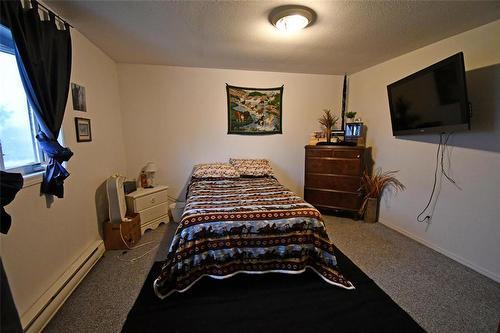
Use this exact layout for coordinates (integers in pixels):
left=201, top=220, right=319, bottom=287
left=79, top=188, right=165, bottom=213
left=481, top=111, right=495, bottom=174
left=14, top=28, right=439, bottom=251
left=75, top=117, right=92, bottom=142
left=71, top=83, right=87, bottom=111
left=226, top=84, right=283, bottom=135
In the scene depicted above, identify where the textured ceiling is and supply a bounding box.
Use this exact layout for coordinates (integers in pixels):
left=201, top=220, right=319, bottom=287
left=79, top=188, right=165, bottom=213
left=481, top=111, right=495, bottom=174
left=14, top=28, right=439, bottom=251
left=45, top=0, right=500, bottom=75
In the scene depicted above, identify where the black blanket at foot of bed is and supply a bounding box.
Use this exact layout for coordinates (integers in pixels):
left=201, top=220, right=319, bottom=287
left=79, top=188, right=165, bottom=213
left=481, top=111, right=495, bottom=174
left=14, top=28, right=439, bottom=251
left=122, top=245, right=425, bottom=333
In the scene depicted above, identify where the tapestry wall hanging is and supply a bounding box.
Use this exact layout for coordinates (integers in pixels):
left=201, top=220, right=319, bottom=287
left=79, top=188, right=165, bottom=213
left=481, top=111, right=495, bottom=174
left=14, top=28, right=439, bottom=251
left=226, top=84, right=283, bottom=135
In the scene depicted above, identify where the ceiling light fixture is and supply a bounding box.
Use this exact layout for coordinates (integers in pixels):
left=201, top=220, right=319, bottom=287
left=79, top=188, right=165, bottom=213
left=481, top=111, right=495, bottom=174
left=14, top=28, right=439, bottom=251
left=270, top=5, right=316, bottom=33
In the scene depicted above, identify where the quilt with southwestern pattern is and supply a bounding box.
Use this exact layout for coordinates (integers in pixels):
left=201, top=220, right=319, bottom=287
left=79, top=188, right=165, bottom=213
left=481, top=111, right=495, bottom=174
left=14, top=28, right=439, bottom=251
left=154, top=177, right=354, bottom=299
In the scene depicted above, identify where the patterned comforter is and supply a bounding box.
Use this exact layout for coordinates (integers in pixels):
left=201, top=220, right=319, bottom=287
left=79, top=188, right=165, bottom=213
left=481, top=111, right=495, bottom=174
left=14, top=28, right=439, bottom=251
left=154, top=177, right=354, bottom=299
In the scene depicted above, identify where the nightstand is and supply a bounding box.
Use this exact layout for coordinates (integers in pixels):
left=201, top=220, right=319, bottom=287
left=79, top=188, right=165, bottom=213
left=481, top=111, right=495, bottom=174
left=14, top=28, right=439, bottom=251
left=125, top=185, right=169, bottom=234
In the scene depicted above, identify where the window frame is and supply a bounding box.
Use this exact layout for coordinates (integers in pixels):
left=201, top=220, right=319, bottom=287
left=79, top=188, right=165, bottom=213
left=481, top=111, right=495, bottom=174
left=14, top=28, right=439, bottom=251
left=0, top=24, right=49, bottom=177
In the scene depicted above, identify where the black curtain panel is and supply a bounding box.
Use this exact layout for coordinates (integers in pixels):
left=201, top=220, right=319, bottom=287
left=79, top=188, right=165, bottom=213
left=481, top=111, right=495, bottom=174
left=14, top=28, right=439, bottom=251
left=0, top=171, right=24, bottom=333
left=0, top=0, right=73, bottom=198
left=0, top=260, right=23, bottom=333
left=0, top=171, right=24, bottom=234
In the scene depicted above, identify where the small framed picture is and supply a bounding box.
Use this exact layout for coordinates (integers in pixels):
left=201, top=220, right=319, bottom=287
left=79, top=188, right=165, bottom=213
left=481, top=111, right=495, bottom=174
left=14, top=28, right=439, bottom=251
left=71, top=83, right=87, bottom=111
left=75, top=117, right=92, bottom=142
left=345, top=122, right=363, bottom=138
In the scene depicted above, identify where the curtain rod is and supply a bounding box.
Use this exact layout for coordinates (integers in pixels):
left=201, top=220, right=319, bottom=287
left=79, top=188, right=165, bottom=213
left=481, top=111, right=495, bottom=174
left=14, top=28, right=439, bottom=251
left=28, top=0, right=74, bottom=28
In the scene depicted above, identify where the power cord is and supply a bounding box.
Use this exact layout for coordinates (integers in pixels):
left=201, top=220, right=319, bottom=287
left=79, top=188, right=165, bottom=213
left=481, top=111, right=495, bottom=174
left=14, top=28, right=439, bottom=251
left=417, top=134, right=442, bottom=223
left=417, top=131, right=462, bottom=223
left=116, top=223, right=159, bottom=262
left=118, top=223, right=157, bottom=250
left=116, top=244, right=159, bottom=263
left=440, top=132, right=462, bottom=190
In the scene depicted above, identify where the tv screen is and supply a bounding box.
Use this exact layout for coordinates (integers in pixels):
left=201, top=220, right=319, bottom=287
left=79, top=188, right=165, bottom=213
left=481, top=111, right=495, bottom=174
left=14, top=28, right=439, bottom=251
left=387, top=52, right=470, bottom=136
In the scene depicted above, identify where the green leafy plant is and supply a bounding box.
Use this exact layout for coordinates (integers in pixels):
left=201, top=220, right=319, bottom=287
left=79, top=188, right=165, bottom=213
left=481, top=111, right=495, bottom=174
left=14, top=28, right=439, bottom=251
left=318, top=109, right=339, bottom=130
left=359, top=169, right=405, bottom=213
left=345, top=111, right=357, bottom=119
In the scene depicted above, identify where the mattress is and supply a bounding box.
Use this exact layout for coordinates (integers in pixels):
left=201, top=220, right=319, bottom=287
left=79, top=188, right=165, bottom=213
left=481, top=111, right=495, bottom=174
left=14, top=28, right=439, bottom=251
left=153, top=177, right=354, bottom=299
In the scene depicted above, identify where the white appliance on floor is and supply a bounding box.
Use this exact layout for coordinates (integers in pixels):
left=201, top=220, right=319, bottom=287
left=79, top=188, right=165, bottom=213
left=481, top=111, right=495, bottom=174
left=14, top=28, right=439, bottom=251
left=106, top=175, right=127, bottom=224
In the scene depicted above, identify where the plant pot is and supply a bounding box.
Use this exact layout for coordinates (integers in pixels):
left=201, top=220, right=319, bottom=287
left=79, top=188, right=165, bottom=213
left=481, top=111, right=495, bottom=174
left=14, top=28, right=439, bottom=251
left=325, top=128, right=332, bottom=143
left=364, top=197, right=379, bottom=223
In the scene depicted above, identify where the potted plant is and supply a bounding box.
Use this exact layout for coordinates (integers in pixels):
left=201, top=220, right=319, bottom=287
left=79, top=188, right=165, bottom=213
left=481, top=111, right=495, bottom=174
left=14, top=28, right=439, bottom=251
left=345, top=111, right=357, bottom=123
left=359, top=169, right=405, bottom=223
left=318, top=109, right=339, bottom=143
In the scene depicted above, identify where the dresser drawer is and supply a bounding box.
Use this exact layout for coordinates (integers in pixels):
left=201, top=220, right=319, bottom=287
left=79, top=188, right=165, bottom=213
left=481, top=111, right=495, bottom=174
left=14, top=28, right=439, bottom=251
left=306, top=158, right=362, bottom=176
left=132, top=189, right=168, bottom=212
left=332, top=149, right=363, bottom=159
left=305, top=148, right=332, bottom=158
left=304, top=188, right=362, bottom=211
left=305, top=174, right=361, bottom=192
left=137, top=202, right=168, bottom=224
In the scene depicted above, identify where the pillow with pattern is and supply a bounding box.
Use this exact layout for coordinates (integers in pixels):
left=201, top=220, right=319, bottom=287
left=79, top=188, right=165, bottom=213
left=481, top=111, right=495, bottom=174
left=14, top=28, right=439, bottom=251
left=229, top=158, right=273, bottom=177
left=192, top=163, right=240, bottom=178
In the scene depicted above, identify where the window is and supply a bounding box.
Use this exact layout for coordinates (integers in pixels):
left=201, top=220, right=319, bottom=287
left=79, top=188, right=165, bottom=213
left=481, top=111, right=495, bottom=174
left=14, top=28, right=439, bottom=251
left=0, top=24, right=46, bottom=175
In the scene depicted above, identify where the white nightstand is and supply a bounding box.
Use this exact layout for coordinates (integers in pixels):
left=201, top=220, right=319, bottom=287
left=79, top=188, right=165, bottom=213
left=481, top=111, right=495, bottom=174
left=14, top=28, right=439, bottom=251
left=125, top=185, right=170, bottom=234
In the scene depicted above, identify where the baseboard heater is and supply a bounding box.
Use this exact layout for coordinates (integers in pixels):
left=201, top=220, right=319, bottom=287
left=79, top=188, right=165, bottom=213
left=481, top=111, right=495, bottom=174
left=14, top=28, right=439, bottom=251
left=21, top=241, right=105, bottom=333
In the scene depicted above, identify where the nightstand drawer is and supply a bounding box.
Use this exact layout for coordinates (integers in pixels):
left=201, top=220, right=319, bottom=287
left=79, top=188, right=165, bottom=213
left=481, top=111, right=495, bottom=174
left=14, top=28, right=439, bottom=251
left=138, top=202, right=168, bottom=223
left=133, top=189, right=168, bottom=212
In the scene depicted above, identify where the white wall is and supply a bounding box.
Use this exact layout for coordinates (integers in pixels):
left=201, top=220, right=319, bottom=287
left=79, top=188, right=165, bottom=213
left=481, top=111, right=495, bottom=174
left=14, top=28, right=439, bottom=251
left=0, top=30, right=127, bottom=318
left=117, top=65, right=343, bottom=197
left=349, top=20, right=500, bottom=281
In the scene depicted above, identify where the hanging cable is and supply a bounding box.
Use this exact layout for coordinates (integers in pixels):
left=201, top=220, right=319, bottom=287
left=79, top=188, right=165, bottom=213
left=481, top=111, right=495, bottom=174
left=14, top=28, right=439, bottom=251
left=417, top=131, right=463, bottom=223
left=440, top=132, right=462, bottom=190
left=417, top=134, right=442, bottom=223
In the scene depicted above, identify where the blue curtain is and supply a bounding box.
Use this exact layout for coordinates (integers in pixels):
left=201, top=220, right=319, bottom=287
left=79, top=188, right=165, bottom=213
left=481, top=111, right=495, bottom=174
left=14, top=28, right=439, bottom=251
left=0, top=0, right=73, bottom=198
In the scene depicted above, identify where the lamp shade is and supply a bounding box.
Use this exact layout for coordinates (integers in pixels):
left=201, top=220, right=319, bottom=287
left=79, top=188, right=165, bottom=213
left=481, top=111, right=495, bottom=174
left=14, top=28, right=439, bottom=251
left=144, top=162, right=158, bottom=173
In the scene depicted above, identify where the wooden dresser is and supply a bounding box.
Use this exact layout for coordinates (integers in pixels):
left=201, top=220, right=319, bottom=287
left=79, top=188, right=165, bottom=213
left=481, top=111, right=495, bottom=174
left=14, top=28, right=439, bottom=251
left=304, top=145, right=368, bottom=216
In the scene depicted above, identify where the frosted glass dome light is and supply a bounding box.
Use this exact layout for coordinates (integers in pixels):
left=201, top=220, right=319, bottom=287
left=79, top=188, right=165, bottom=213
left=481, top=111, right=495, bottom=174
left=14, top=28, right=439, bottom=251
left=270, top=6, right=315, bottom=33
left=275, top=14, right=309, bottom=32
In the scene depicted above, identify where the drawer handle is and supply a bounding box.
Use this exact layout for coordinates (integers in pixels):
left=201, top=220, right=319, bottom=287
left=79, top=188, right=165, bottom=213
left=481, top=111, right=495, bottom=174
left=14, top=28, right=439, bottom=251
left=356, top=155, right=360, bottom=158
left=150, top=198, right=156, bottom=204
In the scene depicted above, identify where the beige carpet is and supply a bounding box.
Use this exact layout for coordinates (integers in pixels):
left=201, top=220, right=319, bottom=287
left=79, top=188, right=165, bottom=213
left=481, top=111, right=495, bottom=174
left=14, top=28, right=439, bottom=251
left=43, top=216, right=500, bottom=333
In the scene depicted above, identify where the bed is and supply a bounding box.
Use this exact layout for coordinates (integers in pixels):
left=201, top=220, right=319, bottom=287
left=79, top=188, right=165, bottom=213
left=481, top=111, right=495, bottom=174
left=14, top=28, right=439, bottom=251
left=122, top=164, right=423, bottom=332
left=154, top=176, right=354, bottom=299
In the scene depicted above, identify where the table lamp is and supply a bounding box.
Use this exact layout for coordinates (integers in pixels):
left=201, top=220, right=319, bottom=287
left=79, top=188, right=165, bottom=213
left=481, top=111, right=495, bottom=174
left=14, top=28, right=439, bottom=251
left=144, top=162, right=158, bottom=188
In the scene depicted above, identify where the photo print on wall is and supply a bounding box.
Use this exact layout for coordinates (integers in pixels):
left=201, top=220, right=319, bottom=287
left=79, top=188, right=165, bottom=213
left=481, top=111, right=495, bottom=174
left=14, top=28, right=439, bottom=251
left=74, top=117, right=92, bottom=142
left=71, top=83, right=87, bottom=111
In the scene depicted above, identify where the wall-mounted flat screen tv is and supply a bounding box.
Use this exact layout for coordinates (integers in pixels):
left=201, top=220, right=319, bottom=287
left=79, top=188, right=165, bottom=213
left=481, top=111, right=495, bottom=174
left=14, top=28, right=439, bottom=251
left=387, top=52, right=470, bottom=136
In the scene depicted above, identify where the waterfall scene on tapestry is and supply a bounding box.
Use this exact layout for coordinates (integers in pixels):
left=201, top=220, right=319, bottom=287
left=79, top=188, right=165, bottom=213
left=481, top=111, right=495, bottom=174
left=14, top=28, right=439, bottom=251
left=226, top=84, right=283, bottom=135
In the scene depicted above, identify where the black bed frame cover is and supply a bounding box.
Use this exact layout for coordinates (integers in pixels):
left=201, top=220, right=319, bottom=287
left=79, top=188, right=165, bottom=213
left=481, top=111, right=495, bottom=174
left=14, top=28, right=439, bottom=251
left=122, top=226, right=425, bottom=333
